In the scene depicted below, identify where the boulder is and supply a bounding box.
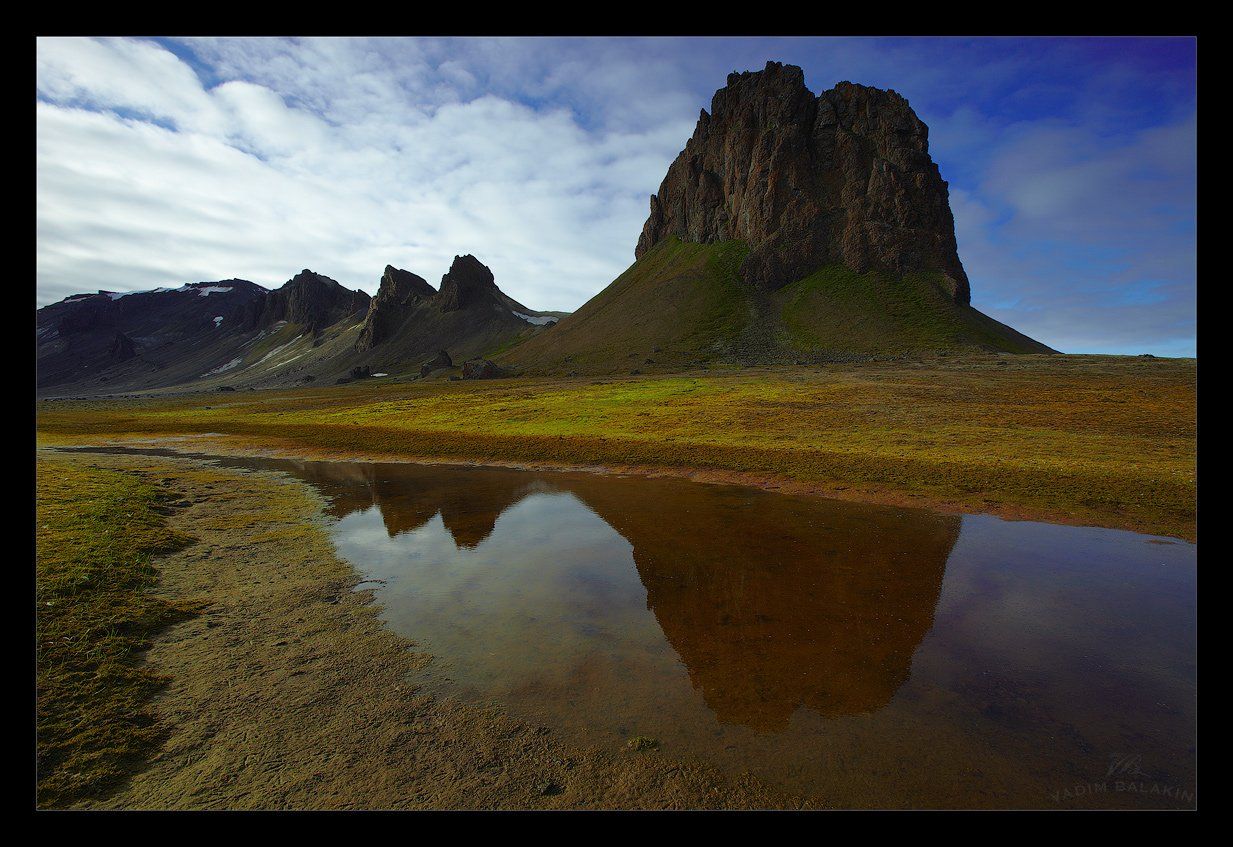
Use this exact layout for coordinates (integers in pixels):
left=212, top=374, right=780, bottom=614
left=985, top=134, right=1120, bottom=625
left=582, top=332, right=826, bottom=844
left=420, top=349, right=453, bottom=377
left=461, top=358, right=508, bottom=380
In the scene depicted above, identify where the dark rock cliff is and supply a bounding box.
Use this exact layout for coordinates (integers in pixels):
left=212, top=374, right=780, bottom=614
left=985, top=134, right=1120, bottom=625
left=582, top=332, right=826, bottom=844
left=437, top=255, right=498, bottom=312
left=357, top=265, right=436, bottom=351
left=248, top=270, right=371, bottom=332
left=635, top=61, right=970, bottom=303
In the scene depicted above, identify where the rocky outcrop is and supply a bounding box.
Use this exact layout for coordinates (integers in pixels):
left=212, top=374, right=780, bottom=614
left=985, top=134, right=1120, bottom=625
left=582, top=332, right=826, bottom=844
left=107, top=331, right=136, bottom=363
left=420, top=349, right=453, bottom=377
left=461, top=358, right=508, bottom=379
left=635, top=61, right=970, bottom=303
left=437, top=255, right=497, bottom=312
left=250, top=270, right=371, bottom=332
left=357, top=265, right=436, bottom=351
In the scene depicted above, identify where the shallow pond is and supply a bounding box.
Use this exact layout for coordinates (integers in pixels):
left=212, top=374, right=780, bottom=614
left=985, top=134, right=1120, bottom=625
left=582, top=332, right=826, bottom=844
left=73, top=448, right=1197, bottom=808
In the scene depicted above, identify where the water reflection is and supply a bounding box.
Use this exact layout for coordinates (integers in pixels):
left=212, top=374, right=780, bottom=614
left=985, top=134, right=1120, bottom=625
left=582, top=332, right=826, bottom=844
left=292, top=460, right=545, bottom=548
left=63, top=448, right=1197, bottom=807
left=280, top=460, right=956, bottom=729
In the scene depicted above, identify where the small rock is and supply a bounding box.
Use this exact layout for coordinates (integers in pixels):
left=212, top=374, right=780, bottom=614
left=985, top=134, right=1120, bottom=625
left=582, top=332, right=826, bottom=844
left=626, top=735, right=659, bottom=752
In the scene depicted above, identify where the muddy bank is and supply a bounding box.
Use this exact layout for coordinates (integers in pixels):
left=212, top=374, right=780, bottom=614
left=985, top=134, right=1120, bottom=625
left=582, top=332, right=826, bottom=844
left=46, top=450, right=791, bottom=810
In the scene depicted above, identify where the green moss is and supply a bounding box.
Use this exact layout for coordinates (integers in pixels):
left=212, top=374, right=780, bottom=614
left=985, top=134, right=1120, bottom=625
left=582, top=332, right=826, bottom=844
left=502, top=238, right=756, bottom=372
left=626, top=736, right=660, bottom=752
left=502, top=240, right=1049, bottom=374
left=777, top=266, right=1049, bottom=355
left=36, top=459, right=197, bottom=807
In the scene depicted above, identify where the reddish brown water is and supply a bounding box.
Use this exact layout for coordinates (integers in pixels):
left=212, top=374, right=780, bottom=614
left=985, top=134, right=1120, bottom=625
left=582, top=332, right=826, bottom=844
left=73, top=449, right=1199, bottom=808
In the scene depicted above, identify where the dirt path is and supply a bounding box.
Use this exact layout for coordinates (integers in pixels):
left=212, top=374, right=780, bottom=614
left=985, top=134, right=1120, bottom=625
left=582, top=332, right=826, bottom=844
left=55, top=451, right=793, bottom=810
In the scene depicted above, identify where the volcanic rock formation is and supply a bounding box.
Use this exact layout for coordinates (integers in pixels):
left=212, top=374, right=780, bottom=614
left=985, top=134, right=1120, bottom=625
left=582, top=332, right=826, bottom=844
left=438, top=255, right=498, bottom=312
left=357, top=265, right=437, bottom=351
left=247, top=270, right=371, bottom=332
left=461, top=358, right=508, bottom=380
left=107, top=332, right=136, bottom=363
left=636, top=61, right=971, bottom=302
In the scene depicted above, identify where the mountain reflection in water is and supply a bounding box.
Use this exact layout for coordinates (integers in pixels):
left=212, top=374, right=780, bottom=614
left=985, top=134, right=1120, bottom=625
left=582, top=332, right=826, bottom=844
left=283, top=459, right=956, bottom=729
left=63, top=447, right=1196, bottom=808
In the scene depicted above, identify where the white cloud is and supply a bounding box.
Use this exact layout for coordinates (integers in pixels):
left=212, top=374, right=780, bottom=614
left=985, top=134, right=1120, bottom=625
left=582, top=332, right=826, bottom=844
left=36, top=36, right=689, bottom=309
left=35, top=36, right=1196, bottom=356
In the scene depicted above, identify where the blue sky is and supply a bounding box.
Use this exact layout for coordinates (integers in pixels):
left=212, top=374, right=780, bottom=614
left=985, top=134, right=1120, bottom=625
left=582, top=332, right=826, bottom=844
left=35, top=36, right=1197, bottom=356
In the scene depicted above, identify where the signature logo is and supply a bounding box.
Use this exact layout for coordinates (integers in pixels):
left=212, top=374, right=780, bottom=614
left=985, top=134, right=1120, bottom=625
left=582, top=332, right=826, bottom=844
left=1051, top=752, right=1192, bottom=807
left=1105, top=754, right=1149, bottom=779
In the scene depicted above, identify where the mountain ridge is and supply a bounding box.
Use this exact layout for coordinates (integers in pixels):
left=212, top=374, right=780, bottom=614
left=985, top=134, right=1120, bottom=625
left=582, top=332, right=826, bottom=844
left=37, top=60, right=1055, bottom=393
left=36, top=256, right=560, bottom=395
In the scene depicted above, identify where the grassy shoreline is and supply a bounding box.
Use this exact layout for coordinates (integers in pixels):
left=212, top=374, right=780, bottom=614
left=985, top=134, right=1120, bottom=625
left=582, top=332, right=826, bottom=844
left=36, top=450, right=788, bottom=809
left=35, top=457, right=197, bottom=806
left=37, top=355, right=1197, bottom=540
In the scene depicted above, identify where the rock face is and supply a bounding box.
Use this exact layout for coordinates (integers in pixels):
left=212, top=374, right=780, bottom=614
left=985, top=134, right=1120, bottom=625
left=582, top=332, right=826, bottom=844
left=357, top=265, right=436, bottom=351
left=420, top=349, right=453, bottom=377
left=437, top=255, right=498, bottom=312
left=107, top=332, right=136, bottom=363
left=635, top=61, right=970, bottom=303
left=249, top=270, right=371, bottom=332
left=461, top=358, right=508, bottom=380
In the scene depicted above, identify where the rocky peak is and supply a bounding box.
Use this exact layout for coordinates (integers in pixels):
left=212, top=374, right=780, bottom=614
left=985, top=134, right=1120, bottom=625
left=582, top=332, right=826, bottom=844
left=635, top=61, right=970, bottom=304
left=377, top=265, right=436, bottom=303
left=437, top=255, right=497, bottom=312
left=356, top=265, right=436, bottom=351
left=254, top=269, right=371, bottom=331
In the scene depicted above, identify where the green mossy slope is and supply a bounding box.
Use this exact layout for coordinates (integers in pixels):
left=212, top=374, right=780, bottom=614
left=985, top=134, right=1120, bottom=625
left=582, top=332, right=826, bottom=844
left=502, top=238, right=1053, bottom=374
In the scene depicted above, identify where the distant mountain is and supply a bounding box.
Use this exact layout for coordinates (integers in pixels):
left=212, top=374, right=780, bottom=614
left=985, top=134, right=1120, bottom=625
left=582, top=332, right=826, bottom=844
left=36, top=257, right=560, bottom=395
left=352, top=256, right=560, bottom=376
left=502, top=62, right=1052, bottom=374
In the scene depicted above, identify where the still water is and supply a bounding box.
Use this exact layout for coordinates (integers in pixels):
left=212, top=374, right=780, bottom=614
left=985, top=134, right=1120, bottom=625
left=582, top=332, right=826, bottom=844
left=78, top=449, right=1198, bottom=808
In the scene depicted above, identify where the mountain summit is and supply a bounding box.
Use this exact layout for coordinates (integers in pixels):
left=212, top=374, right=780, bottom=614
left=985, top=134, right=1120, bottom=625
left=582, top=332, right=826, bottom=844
left=636, top=62, right=969, bottom=302
left=37, top=257, right=561, bottom=395
left=503, top=62, right=1050, bottom=373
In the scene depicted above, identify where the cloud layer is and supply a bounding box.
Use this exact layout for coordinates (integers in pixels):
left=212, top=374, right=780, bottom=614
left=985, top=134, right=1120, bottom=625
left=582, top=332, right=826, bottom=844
left=36, top=36, right=1196, bottom=355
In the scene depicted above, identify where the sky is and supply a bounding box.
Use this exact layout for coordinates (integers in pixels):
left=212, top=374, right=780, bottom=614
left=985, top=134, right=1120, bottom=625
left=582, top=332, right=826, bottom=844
left=35, top=36, right=1197, bottom=356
